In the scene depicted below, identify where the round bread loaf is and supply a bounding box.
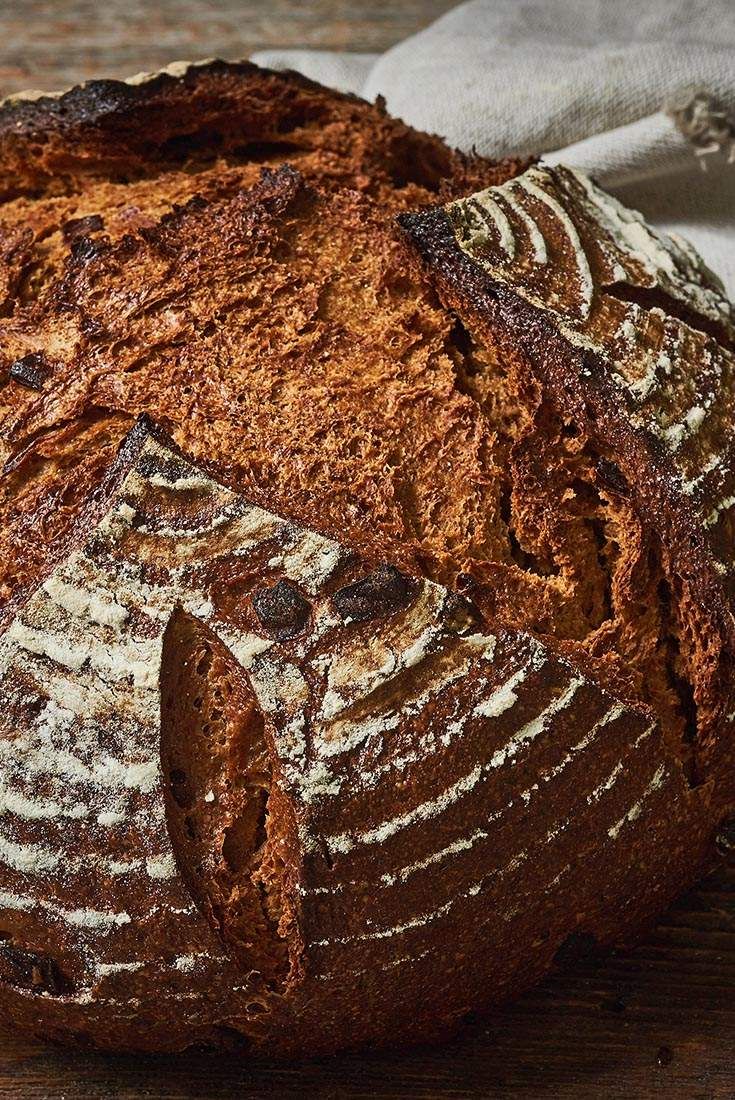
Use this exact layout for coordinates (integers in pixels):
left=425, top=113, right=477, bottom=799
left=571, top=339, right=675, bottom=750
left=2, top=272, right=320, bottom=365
left=0, top=61, right=732, bottom=1057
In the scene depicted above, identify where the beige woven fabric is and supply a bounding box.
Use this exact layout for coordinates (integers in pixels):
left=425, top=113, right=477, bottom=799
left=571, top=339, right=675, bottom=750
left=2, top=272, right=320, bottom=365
left=255, top=0, right=735, bottom=295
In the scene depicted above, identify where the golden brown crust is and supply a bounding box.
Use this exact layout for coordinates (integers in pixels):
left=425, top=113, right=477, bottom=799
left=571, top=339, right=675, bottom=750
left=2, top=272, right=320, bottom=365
left=0, top=418, right=713, bottom=1056
left=399, top=165, right=735, bottom=794
left=0, top=58, right=523, bottom=202
left=0, top=163, right=516, bottom=621
left=0, top=64, right=732, bottom=1059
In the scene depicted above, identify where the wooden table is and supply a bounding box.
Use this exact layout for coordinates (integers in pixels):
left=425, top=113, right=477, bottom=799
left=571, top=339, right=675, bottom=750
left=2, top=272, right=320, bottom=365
left=0, top=0, right=456, bottom=96
left=0, top=3, right=734, bottom=1097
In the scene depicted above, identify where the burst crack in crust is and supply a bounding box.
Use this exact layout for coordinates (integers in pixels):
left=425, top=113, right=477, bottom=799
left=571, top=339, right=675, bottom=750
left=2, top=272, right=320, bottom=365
left=0, top=58, right=361, bottom=120
left=399, top=162, right=735, bottom=792
left=0, top=57, right=525, bottom=204
left=0, top=62, right=731, bottom=1058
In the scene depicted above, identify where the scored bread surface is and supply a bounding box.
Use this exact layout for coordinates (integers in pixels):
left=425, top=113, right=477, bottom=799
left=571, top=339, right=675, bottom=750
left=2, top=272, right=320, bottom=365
left=0, top=417, right=710, bottom=1054
left=0, top=61, right=732, bottom=1055
left=400, top=164, right=735, bottom=791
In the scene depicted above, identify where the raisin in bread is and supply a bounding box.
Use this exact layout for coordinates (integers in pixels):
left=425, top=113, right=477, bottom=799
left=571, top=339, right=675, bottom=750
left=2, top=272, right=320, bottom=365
left=0, top=64, right=732, bottom=1057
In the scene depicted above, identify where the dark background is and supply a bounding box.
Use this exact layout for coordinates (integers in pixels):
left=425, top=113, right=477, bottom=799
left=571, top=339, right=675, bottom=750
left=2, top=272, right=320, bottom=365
left=0, top=2, right=733, bottom=1097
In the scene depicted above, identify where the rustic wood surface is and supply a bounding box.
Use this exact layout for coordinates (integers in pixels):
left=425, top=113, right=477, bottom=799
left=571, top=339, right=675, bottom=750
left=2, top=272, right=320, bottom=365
left=0, top=1, right=733, bottom=1097
left=0, top=0, right=456, bottom=96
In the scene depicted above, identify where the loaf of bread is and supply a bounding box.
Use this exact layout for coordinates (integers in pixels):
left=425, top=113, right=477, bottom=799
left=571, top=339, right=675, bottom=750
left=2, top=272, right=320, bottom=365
left=0, top=61, right=732, bottom=1058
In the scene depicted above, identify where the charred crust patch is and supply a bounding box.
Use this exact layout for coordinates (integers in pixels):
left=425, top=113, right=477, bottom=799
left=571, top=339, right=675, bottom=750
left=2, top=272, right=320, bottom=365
left=0, top=59, right=354, bottom=135
left=332, top=564, right=416, bottom=623
left=8, top=352, right=51, bottom=391
left=252, top=579, right=311, bottom=640
left=0, top=942, right=74, bottom=996
left=138, top=452, right=198, bottom=485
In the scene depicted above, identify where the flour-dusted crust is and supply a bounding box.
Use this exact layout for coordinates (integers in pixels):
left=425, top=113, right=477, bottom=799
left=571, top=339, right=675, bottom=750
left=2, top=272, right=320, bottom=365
left=0, top=64, right=523, bottom=633
left=0, top=61, right=732, bottom=1058
left=0, top=418, right=710, bottom=1054
left=400, top=164, right=735, bottom=793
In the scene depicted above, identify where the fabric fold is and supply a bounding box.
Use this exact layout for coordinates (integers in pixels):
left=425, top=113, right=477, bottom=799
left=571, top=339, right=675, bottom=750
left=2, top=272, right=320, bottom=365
left=253, top=0, right=735, bottom=294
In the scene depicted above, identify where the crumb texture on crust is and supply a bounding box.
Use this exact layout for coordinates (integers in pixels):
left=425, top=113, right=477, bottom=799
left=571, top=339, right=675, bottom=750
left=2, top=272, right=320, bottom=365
left=0, top=60, right=522, bottom=624
left=0, top=62, right=731, bottom=1056
left=401, top=162, right=735, bottom=792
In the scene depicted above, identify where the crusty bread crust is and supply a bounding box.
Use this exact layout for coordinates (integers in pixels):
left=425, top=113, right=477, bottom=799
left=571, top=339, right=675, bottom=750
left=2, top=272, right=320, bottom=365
left=0, top=63, right=732, bottom=1058
left=400, top=164, right=735, bottom=800
left=0, top=58, right=522, bottom=201
left=0, top=64, right=524, bottom=631
left=0, top=417, right=711, bottom=1056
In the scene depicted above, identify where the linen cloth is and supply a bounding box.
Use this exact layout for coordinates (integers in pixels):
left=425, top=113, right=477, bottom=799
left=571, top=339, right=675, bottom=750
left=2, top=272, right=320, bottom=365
left=254, top=0, right=735, bottom=296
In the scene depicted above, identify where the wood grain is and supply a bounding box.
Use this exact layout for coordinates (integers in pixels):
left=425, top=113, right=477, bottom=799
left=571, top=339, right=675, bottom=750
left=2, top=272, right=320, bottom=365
left=0, top=1, right=733, bottom=1097
left=0, top=0, right=456, bottom=97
